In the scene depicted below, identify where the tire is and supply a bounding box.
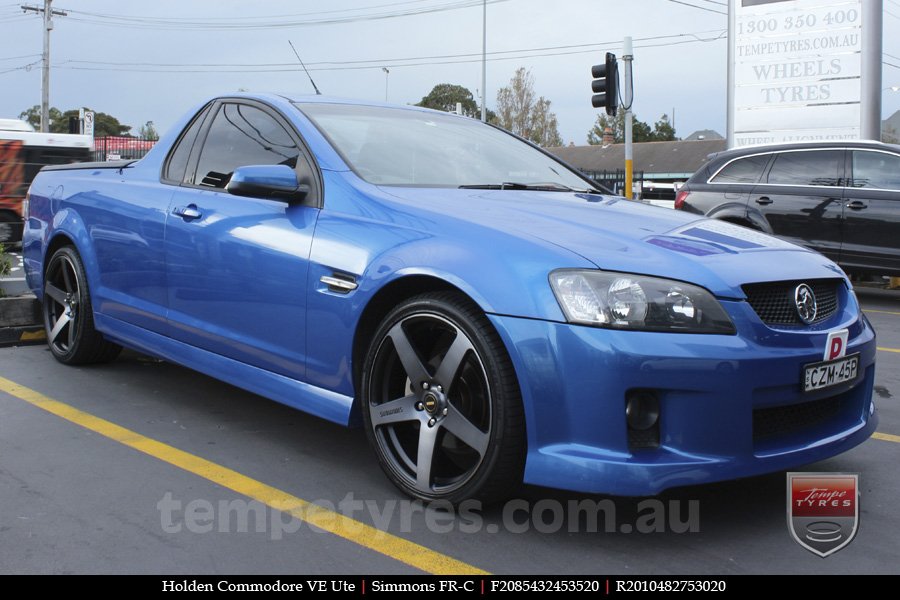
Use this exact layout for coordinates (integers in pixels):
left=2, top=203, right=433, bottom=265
left=361, top=291, right=525, bottom=504
left=43, top=246, right=121, bottom=365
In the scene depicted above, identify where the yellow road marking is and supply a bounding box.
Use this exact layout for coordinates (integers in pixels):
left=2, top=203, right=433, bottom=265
left=0, top=376, right=487, bottom=576
left=878, top=347, right=900, bottom=354
left=865, top=309, right=900, bottom=316
left=873, top=432, right=900, bottom=444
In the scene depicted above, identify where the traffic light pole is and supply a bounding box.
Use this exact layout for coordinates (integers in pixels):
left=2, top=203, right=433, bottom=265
left=622, top=36, right=634, bottom=200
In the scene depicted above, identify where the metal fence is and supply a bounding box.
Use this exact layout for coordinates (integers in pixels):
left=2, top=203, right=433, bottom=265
left=581, top=168, right=645, bottom=197
left=92, top=136, right=157, bottom=162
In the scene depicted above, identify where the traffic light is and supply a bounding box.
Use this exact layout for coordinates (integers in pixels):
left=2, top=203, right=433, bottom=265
left=591, top=52, right=618, bottom=116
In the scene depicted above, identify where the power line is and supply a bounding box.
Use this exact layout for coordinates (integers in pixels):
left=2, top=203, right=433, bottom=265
left=0, top=58, right=40, bottom=75
left=60, top=0, right=440, bottom=23
left=0, top=53, right=41, bottom=61
left=45, top=32, right=727, bottom=74
left=55, top=0, right=511, bottom=30
left=665, top=0, right=726, bottom=16
left=53, top=29, right=727, bottom=70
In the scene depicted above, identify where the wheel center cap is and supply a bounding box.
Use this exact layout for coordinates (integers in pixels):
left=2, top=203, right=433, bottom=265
left=422, top=391, right=440, bottom=414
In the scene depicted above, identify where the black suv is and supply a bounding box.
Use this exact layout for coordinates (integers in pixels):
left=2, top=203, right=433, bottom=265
left=675, top=141, right=900, bottom=277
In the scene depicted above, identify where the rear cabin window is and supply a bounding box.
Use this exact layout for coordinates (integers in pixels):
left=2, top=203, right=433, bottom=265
left=710, top=154, right=769, bottom=184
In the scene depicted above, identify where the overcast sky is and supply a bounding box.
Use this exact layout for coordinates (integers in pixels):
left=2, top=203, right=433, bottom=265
left=1, top=0, right=898, bottom=144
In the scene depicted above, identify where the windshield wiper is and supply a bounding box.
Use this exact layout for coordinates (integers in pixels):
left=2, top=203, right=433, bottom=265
left=459, top=182, right=595, bottom=192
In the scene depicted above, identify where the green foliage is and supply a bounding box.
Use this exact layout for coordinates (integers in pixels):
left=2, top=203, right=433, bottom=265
left=18, top=105, right=133, bottom=137
left=139, top=120, right=160, bottom=141
left=416, top=83, right=497, bottom=121
left=495, top=67, right=564, bottom=147
left=587, top=112, right=677, bottom=145
left=0, top=242, right=11, bottom=279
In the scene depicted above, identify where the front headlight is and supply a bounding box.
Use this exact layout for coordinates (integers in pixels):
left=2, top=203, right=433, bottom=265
left=549, top=269, right=735, bottom=334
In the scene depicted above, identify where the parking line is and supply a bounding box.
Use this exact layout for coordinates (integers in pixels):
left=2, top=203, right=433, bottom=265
left=878, top=347, right=900, bottom=354
left=0, top=375, right=488, bottom=576
left=874, top=432, right=900, bottom=444
left=865, top=309, right=900, bottom=316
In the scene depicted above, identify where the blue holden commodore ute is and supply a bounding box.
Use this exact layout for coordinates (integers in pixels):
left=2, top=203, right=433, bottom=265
left=23, top=94, right=877, bottom=502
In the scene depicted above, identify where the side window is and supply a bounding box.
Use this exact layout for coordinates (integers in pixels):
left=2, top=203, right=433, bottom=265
left=194, top=103, right=300, bottom=189
left=851, top=151, right=900, bottom=190
left=766, top=150, right=842, bottom=186
left=710, top=154, right=769, bottom=184
left=164, top=105, right=210, bottom=183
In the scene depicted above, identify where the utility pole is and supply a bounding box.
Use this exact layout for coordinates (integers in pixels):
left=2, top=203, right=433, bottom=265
left=22, top=0, right=67, bottom=133
left=622, top=36, right=634, bottom=200
left=382, top=67, right=390, bottom=102
left=480, top=0, right=487, bottom=121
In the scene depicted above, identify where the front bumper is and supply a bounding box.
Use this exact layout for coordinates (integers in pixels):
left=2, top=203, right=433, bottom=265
left=488, top=293, right=877, bottom=496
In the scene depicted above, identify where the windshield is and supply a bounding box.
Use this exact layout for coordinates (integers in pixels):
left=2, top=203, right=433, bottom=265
left=296, top=102, right=596, bottom=190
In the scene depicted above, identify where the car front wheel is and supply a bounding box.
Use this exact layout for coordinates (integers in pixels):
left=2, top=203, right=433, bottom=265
left=361, top=291, right=525, bottom=504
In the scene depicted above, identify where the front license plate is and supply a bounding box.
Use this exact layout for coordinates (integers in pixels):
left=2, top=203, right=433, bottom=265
left=803, top=353, right=859, bottom=393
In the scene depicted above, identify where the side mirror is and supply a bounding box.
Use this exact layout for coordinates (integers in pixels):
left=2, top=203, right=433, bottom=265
left=226, top=164, right=309, bottom=203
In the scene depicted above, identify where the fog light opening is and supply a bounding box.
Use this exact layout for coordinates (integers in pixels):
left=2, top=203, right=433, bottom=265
left=626, top=390, right=660, bottom=431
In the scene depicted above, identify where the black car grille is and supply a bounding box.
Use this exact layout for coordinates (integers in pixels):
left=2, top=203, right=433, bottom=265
left=742, top=279, right=841, bottom=326
left=753, top=395, right=842, bottom=440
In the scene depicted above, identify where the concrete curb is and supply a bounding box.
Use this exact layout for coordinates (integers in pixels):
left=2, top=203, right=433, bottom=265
left=0, top=294, right=43, bottom=347
left=0, top=325, right=45, bottom=347
left=0, top=294, right=40, bottom=327
left=0, top=276, right=29, bottom=298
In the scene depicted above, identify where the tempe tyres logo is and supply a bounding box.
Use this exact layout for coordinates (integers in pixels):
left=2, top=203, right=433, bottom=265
left=787, top=473, right=859, bottom=557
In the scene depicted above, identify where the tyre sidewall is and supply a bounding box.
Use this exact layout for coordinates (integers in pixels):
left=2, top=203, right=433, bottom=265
left=360, top=293, right=523, bottom=504
left=44, top=246, right=91, bottom=363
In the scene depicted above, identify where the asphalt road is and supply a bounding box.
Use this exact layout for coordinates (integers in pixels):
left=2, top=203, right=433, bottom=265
left=0, top=287, right=897, bottom=575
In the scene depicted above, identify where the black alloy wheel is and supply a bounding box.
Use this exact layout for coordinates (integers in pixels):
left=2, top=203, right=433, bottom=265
left=361, top=292, right=525, bottom=503
left=43, top=246, right=121, bottom=364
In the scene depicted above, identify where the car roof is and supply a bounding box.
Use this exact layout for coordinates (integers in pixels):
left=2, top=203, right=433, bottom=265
left=269, top=92, right=452, bottom=116
left=706, top=139, right=900, bottom=163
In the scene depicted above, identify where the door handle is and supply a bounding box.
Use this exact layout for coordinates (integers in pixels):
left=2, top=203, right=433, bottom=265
left=172, top=204, right=202, bottom=220
left=845, top=200, right=868, bottom=210
left=755, top=196, right=773, bottom=205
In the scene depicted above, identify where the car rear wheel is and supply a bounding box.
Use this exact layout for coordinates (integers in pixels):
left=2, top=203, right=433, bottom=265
left=361, top=292, right=525, bottom=503
left=43, top=246, right=121, bottom=364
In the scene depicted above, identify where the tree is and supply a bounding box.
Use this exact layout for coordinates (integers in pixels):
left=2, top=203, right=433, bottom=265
left=18, top=105, right=132, bottom=136
left=417, top=83, right=475, bottom=115
left=494, top=67, right=563, bottom=147
left=650, top=114, right=676, bottom=141
left=139, top=120, right=159, bottom=141
left=416, top=83, right=496, bottom=121
left=529, top=97, right=563, bottom=147
left=587, top=112, right=675, bottom=144
left=18, top=105, right=62, bottom=130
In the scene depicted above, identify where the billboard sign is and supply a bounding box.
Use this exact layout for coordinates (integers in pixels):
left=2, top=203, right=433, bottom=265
left=727, top=0, right=878, bottom=147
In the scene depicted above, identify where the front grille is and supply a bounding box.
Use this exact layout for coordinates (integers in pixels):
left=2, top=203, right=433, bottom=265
left=753, top=395, right=842, bottom=440
left=742, top=279, right=841, bottom=326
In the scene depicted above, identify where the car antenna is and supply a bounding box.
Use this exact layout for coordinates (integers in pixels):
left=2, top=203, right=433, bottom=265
left=288, top=40, right=321, bottom=96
